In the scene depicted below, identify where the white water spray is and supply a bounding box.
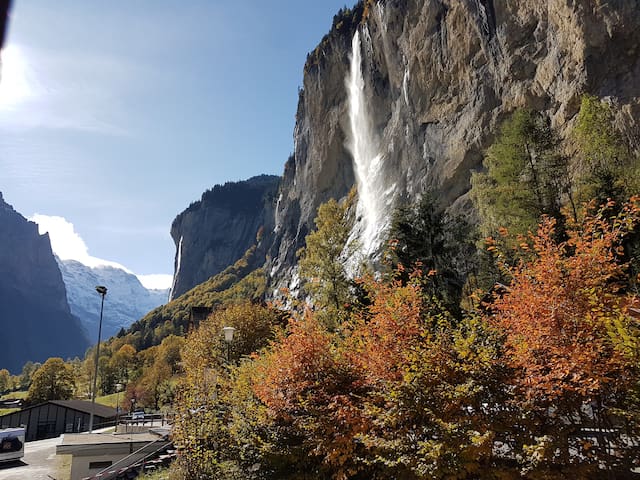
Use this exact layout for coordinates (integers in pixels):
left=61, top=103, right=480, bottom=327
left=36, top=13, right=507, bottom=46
left=346, top=30, right=394, bottom=255
left=169, top=235, right=183, bottom=299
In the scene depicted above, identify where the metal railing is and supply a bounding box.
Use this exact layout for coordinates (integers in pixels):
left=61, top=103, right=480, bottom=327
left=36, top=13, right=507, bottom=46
left=84, top=436, right=173, bottom=480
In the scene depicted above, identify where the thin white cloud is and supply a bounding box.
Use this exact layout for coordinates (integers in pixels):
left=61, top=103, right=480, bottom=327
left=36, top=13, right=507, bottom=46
left=30, top=214, right=132, bottom=271
left=30, top=214, right=174, bottom=290
left=137, top=274, right=173, bottom=290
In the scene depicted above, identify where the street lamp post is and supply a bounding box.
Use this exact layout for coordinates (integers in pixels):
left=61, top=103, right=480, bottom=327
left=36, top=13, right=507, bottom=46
left=89, top=285, right=107, bottom=433
left=115, top=383, right=123, bottom=432
left=222, top=326, right=235, bottom=363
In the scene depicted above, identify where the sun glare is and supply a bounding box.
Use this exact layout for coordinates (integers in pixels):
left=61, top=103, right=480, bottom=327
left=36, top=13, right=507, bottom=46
left=0, top=45, right=34, bottom=109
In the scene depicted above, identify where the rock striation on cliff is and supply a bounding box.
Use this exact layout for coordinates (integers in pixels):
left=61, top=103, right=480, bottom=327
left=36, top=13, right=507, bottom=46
left=169, top=175, right=280, bottom=300
left=0, top=193, right=89, bottom=373
left=265, top=0, right=640, bottom=289
left=166, top=1, right=640, bottom=302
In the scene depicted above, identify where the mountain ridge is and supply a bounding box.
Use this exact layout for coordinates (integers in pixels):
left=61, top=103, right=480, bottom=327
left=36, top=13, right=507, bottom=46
left=155, top=0, right=640, bottom=347
left=57, top=258, right=169, bottom=340
left=0, top=193, right=89, bottom=373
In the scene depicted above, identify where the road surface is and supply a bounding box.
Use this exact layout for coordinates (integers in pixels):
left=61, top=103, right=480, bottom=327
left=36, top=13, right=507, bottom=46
left=0, top=435, right=63, bottom=480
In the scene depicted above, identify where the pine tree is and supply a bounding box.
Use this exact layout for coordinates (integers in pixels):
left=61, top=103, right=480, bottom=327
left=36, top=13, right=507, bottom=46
left=388, top=192, right=476, bottom=315
left=471, top=109, right=569, bottom=239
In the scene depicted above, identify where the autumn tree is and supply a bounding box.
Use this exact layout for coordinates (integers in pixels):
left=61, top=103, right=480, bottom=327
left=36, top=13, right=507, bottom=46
left=27, top=358, right=75, bottom=404
left=297, top=190, right=357, bottom=329
left=157, top=335, right=184, bottom=374
left=109, top=344, right=137, bottom=385
left=18, top=361, right=40, bottom=390
left=134, top=335, right=184, bottom=410
left=0, top=369, right=11, bottom=394
left=486, top=198, right=640, bottom=476
left=172, top=302, right=282, bottom=479
left=248, top=271, right=510, bottom=479
left=253, top=310, right=371, bottom=479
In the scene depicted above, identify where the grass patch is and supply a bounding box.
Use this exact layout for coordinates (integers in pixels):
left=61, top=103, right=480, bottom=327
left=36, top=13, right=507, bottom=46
left=138, top=467, right=173, bottom=479
left=95, top=392, right=126, bottom=409
left=0, top=391, right=27, bottom=400
left=0, top=408, right=18, bottom=416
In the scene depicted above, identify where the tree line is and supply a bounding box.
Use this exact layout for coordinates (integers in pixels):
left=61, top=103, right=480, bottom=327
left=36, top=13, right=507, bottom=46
left=4, top=95, right=639, bottom=479
left=167, top=95, right=640, bottom=479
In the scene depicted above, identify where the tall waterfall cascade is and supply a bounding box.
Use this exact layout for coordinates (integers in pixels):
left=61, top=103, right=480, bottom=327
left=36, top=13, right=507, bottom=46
left=345, top=29, right=396, bottom=256
left=169, top=235, right=183, bottom=300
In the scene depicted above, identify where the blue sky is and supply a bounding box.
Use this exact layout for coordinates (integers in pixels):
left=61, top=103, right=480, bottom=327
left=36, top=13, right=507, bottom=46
left=0, top=0, right=351, bottom=288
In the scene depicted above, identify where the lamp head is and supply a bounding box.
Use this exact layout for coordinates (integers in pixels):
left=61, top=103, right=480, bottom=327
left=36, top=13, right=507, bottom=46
left=222, top=326, right=236, bottom=342
left=96, top=285, right=107, bottom=296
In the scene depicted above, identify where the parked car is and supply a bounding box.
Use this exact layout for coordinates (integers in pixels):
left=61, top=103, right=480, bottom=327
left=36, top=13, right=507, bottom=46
left=131, top=411, right=145, bottom=422
left=0, top=427, right=25, bottom=463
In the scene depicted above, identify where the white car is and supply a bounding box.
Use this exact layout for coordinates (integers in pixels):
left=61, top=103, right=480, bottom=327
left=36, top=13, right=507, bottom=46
left=131, top=411, right=145, bottom=422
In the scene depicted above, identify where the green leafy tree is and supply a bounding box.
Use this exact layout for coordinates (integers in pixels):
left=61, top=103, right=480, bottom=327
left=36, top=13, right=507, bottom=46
left=573, top=95, right=632, bottom=205
left=18, top=361, right=40, bottom=390
left=572, top=95, right=640, bottom=291
left=472, top=109, right=569, bottom=239
left=27, top=358, right=75, bottom=404
left=297, top=190, right=357, bottom=329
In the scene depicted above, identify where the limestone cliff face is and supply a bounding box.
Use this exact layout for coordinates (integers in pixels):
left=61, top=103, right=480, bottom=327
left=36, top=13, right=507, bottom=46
left=266, top=0, right=640, bottom=288
left=169, top=175, right=280, bottom=299
left=0, top=193, right=89, bottom=373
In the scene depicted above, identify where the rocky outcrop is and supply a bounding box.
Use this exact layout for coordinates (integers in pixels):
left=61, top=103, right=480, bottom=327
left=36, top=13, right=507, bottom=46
left=169, top=175, right=280, bottom=299
left=0, top=193, right=89, bottom=373
left=266, top=0, right=640, bottom=289
left=57, top=259, right=169, bottom=339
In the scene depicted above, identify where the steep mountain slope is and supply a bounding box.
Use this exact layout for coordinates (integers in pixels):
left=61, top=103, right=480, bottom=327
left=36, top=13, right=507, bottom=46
left=265, top=0, right=640, bottom=289
left=169, top=174, right=279, bottom=299
left=164, top=0, right=640, bottom=308
left=57, top=259, right=169, bottom=339
left=126, top=241, right=268, bottom=350
left=0, top=193, right=89, bottom=373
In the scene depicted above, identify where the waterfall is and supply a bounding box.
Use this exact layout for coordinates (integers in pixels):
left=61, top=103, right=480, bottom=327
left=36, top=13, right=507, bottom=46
left=274, top=192, right=283, bottom=233
left=402, top=66, right=410, bottom=105
left=169, top=235, right=183, bottom=299
left=346, top=30, right=394, bottom=255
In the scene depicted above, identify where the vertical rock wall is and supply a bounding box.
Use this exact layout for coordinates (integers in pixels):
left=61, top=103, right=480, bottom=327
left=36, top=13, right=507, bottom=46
left=169, top=175, right=280, bottom=299
left=0, top=193, right=89, bottom=373
left=265, top=0, right=640, bottom=291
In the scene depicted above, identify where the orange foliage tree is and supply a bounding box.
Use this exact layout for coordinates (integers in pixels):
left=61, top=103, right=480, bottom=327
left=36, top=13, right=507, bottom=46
left=254, top=311, right=370, bottom=479
left=487, top=198, right=640, bottom=475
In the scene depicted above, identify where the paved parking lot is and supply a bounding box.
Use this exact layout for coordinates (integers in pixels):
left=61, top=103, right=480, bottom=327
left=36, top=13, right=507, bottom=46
left=0, top=435, right=63, bottom=480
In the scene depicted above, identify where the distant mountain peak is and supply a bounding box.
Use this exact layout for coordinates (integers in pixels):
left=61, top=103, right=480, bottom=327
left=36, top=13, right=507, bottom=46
left=57, top=258, right=169, bottom=339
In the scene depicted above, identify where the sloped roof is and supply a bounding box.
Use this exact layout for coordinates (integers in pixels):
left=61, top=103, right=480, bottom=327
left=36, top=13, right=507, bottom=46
left=0, top=400, right=117, bottom=420
left=50, top=400, right=117, bottom=418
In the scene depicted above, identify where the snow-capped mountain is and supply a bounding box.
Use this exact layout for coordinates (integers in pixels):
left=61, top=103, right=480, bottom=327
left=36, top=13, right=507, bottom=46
left=57, top=258, right=169, bottom=339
